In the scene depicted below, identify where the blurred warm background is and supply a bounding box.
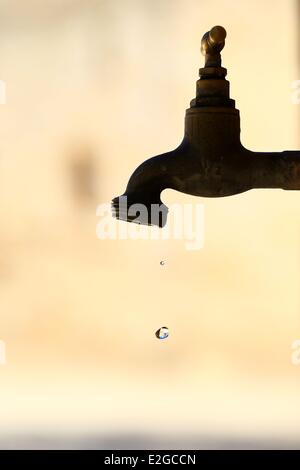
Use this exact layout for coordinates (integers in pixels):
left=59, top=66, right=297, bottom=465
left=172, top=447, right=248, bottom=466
left=0, top=0, right=300, bottom=449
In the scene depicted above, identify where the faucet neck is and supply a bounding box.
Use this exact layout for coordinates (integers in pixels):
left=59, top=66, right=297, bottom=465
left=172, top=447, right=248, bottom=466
left=190, top=67, right=236, bottom=109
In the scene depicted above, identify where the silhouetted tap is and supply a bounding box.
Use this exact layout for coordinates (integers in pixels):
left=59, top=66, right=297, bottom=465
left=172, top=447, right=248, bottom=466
left=112, top=26, right=300, bottom=227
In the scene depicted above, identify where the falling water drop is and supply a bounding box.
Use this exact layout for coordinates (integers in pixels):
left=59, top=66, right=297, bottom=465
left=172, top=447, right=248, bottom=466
left=155, top=326, right=169, bottom=340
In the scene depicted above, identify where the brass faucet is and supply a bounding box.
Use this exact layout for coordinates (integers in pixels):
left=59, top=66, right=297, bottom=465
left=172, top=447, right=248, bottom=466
left=112, top=26, right=300, bottom=227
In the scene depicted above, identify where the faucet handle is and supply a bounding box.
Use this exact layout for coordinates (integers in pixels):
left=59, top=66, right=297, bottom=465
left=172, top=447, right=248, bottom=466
left=208, top=26, right=226, bottom=50
left=190, top=25, right=235, bottom=108
left=201, top=25, right=227, bottom=67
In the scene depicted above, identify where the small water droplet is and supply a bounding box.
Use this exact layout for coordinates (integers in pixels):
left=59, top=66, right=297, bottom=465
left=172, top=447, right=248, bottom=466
left=155, top=326, right=169, bottom=340
left=160, top=260, right=165, bottom=266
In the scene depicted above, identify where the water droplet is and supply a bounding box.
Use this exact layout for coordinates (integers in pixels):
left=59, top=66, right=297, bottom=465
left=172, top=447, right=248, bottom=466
left=155, top=326, right=169, bottom=340
left=160, top=260, right=165, bottom=266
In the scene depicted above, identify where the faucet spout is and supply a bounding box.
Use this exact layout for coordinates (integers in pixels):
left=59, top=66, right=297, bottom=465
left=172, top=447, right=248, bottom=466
left=111, top=148, right=180, bottom=227
left=112, top=25, right=300, bottom=227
